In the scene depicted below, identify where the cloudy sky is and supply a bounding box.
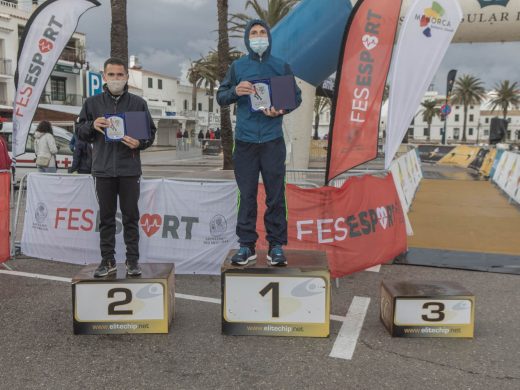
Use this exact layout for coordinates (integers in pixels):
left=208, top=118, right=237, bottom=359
left=76, top=0, right=520, bottom=90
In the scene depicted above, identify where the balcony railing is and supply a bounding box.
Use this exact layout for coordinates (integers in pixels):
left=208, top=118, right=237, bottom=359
left=0, top=1, right=18, bottom=9
left=40, top=93, right=85, bottom=106
left=0, top=59, right=13, bottom=76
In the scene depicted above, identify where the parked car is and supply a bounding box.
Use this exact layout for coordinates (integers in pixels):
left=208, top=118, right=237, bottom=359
left=1, top=122, right=73, bottom=183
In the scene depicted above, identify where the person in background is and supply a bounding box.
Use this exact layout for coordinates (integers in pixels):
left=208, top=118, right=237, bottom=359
left=205, top=129, right=210, bottom=140
left=34, top=120, right=58, bottom=173
left=176, top=127, right=183, bottom=151
left=198, top=129, right=204, bottom=148
left=68, top=136, right=92, bottom=174
left=183, top=127, right=189, bottom=151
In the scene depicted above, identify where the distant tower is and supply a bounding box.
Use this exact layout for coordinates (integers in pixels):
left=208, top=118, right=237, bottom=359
left=129, top=55, right=142, bottom=69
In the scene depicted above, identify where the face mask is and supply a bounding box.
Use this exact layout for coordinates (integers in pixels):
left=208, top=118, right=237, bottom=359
left=106, top=79, right=126, bottom=95
left=249, top=37, right=269, bottom=56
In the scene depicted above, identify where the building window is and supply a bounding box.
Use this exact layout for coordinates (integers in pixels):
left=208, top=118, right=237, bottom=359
left=423, top=128, right=429, bottom=137
left=455, top=114, right=459, bottom=122
left=470, top=105, right=474, bottom=109
left=158, top=79, right=163, bottom=90
left=183, top=99, right=188, bottom=110
left=454, top=128, right=460, bottom=140
left=507, top=130, right=511, bottom=139
left=469, top=114, right=474, bottom=122
left=51, top=77, right=66, bottom=101
left=148, top=77, right=153, bottom=88
left=469, top=128, right=473, bottom=136
left=455, top=106, right=460, bottom=109
left=484, top=130, right=489, bottom=136
left=198, top=102, right=202, bottom=111
left=485, top=118, right=489, bottom=124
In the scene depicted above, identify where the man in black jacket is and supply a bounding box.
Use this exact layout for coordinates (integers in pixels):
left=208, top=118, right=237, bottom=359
left=77, top=57, right=157, bottom=277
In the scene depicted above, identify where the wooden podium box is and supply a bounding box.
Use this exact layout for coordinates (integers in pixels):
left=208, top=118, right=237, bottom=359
left=72, top=263, right=175, bottom=334
left=222, top=250, right=330, bottom=337
left=380, top=280, right=475, bottom=338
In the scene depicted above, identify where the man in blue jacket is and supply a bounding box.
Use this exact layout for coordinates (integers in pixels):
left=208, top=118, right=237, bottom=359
left=217, top=19, right=301, bottom=266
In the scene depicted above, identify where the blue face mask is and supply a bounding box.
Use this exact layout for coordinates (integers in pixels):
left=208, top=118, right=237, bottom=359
left=249, top=37, right=269, bottom=56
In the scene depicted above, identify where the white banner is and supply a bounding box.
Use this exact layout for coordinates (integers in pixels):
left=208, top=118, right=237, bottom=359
left=389, top=148, right=423, bottom=236
left=385, top=0, right=462, bottom=169
left=492, top=151, right=520, bottom=204
left=21, top=174, right=240, bottom=274
left=13, top=0, right=100, bottom=157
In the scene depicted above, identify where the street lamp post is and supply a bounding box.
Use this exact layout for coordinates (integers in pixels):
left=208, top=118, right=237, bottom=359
left=442, top=69, right=457, bottom=145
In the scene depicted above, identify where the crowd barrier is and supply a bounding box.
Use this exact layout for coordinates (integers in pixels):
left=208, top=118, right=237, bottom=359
left=0, top=171, right=9, bottom=262
left=492, top=151, right=520, bottom=205
left=16, top=161, right=422, bottom=277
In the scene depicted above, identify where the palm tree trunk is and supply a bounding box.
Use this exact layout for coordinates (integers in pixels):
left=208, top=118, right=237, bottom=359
left=313, top=113, right=320, bottom=140
left=462, top=105, right=468, bottom=142
left=427, top=123, right=431, bottom=142
left=110, top=0, right=128, bottom=65
left=208, top=81, right=215, bottom=113
left=191, top=83, right=197, bottom=111
left=217, top=0, right=233, bottom=170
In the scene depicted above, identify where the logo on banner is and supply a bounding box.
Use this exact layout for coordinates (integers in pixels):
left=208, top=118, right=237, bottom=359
left=32, top=202, right=49, bottom=231
left=209, top=214, right=227, bottom=237
left=140, top=214, right=162, bottom=237
left=416, top=2, right=452, bottom=38
left=295, top=203, right=399, bottom=244
left=204, top=214, right=230, bottom=245
left=477, top=0, right=509, bottom=8
left=15, top=15, right=63, bottom=119
left=350, top=9, right=383, bottom=126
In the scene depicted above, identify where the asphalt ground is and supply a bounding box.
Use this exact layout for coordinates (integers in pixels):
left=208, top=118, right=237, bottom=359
left=1, top=257, right=520, bottom=390
left=2, top=150, right=520, bottom=389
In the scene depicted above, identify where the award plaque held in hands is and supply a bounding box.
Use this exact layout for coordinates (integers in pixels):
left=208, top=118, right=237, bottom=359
left=104, top=113, right=126, bottom=142
left=249, top=79, right=271, bottom=112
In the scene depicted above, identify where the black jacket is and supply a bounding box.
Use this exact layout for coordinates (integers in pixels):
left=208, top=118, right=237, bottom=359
left=69, top=138, right=92, bottom=174
left=77, top=85, right=157, bottom=177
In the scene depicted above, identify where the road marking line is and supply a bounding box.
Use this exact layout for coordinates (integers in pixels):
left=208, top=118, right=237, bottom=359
left=329, top=296, right=370, bottom=360
left=365, top=265, right=381, bottom=273
left=0, top=270, right=72, bottom=283
left=176, top=293, right=221, bottom=304
left=0, top=270, right=349, bottom=322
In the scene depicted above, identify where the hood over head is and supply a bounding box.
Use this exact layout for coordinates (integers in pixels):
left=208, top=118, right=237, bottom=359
left=244, top=19, right=272, bottom=59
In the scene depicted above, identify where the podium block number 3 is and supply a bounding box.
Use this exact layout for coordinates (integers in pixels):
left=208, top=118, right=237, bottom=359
left=108, top=288, right=133, bottom=315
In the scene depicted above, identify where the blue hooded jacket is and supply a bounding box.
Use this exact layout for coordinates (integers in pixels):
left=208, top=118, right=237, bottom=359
left=216, top=19, right=302, bottom=143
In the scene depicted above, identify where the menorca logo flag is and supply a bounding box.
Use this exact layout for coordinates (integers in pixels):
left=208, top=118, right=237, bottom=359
left=325, top=0, right=402, bottom=184
left=477, top=0, right=509, bottom=8
left=13, top=0, right=100, bottom=157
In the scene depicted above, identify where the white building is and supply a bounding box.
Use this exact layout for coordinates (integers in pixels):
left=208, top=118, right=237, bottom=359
left=0, top=0, right=87, bottom=109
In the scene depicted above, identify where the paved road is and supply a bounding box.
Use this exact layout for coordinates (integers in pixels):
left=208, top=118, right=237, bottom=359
left=1, top=258, right=519, bottom=389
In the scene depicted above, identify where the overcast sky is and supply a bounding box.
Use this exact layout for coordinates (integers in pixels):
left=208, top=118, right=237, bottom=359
left=76, top=0, right=520, bottom=90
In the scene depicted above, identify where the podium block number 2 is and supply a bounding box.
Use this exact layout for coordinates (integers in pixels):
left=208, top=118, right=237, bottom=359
left=108, top=288, right=133, bottom=315
left=225, top=276, right=326, bottom=323
left=75, top=283, right=164, bottom=321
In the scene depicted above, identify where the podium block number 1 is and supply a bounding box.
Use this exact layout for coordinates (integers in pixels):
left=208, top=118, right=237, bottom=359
left=224, top=276, right=326, bottom=323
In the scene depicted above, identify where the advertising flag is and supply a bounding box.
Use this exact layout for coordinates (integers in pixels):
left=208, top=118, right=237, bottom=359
left=384, top=0, right=462, bottom=169
left=325, top=0, right=402, bottom=184
left=13, top=0, right=100, bottom=157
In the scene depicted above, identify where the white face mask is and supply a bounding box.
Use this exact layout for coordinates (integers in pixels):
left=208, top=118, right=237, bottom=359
left=106, top=79, right=126, bottom=95
left=249, top=37, right=269, bottom=56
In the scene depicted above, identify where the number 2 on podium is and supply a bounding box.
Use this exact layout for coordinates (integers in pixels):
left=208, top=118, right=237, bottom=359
left=107, top=288, right=133, bottom=315
left=259, top=282, right=280, bottom=318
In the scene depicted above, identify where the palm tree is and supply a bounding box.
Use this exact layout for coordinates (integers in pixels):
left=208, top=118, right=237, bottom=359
left=419, top=100, right=440, bottom=142
left=229, top=0, right=299, bottom=36
left=489, top=80, right=520, bottom=120
left=110, top=0, right=128, bottom=65
left=192, top=49, right=244, bottom=113
left=217, top=0, right=233, bottom=170
left=451, top=74, right=486, bottom=142
left=313, top=96, right=330, bottom=140
left=187, top=62, right=202, bottom=112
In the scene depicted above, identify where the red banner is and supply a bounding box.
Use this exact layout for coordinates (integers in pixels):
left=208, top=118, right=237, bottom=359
left=0, top=172, right=10, bottom=262
left=257, top=174, right=407, bottom=278
left=326, top=0, right=402, bottom=183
